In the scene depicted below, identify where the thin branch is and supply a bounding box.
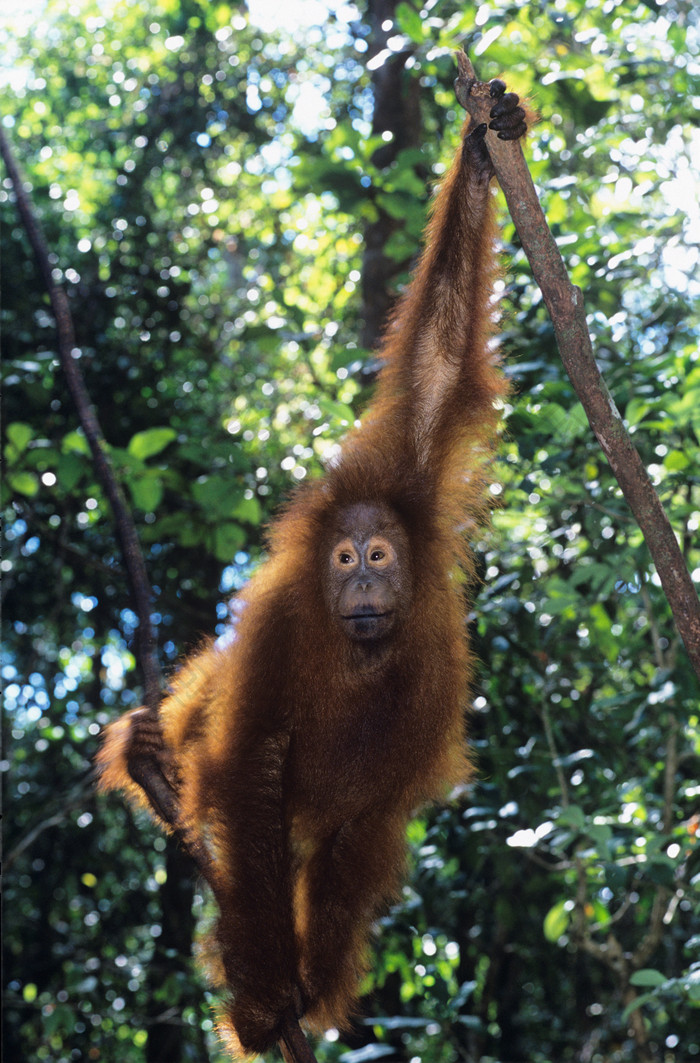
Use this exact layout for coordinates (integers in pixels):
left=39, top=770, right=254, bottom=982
left=0, top=128, right=161, bottom=713
left=456, top=52, right=700, bottom=683
left=5, top=783, right=92, bottom=870
left=280, top=1010, right=320, bottom=1063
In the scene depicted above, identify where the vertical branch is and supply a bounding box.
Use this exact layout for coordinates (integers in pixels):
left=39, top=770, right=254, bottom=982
left=0, top=128, right=161, bottom=713
left=455, top=53, right=700, bottom=683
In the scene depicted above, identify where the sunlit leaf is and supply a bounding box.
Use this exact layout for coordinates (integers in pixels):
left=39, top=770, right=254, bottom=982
left=8, top=471, right=39, bottom=496
left=127, top=427, right=176, bottom=460
left=543, top=900, right=570, bottom=942
left=128, top=474, right=164, bottom=512
left=317, top=396, right=356, bottom=425
left=232, top=495, right=262, bottom=525
left=6, top=422, right=33, bottom=451
left=61, top=429, right=90, bottom=455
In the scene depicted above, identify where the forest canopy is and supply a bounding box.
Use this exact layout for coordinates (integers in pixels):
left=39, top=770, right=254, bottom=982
left=2, top=1, right=700, bottom=1062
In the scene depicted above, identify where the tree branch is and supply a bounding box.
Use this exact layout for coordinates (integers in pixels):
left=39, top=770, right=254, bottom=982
left=0, top=127, right=162, bottom=713
left=455, top=52, right=700, bottom=683
left=280, top=1009, right=320, bottom=1063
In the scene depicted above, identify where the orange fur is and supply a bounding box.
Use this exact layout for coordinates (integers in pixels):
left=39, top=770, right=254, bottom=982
left=97, top=96, right=526, bottom=1057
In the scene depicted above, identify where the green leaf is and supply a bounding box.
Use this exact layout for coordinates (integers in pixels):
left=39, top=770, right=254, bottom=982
left=376, top=192, right=420, bottom=222
left=62, top=429, right=90, bottom=456
left=384, top=229, right=417, bottom=262
left=587, top=823, right=613, bottom=854
left=624, top=397, right=650, bottom=427
left=664, top=450, right=689, bottom=471
left=43, top=1003, right=72, bottom=1036
left=604, top=863, right=628, bottom=890
left=557, top=805, right=586, bottom=831
left=591, top=899, right=611, bottom=927
left=539, top=401, right=588, bottom=442
left=6, top=422, right=33, bottom=452
left=179, top=522, right=203, bottom=548
left=317, top=397, right=356, bottom=425
left=128, top=474, right=164, bottom=512
left=192, top=475, right=244, bottom=517
left=127, top=427, right=176, bottom=461
left=9, top=471, right=39, bottom=496
left=630, top=968, right=667, bottom=988
left=57, top=452, right=85, bottom=492
left=647, top=862, right=675, bottom=888
left=232, top=495, right=262, bottom=525
left=543, top=900, right=570, bottom=943
left=213, top=522, right=246, bottom=562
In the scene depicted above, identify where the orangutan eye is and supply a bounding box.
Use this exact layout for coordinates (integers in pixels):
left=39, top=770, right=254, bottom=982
left=367, top=538, right=396, bottom=567
left=332, top=540, right=359, bottom=570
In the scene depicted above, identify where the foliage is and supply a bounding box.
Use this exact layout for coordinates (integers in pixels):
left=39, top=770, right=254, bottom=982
left=2, top=1, right=699, bottom=1062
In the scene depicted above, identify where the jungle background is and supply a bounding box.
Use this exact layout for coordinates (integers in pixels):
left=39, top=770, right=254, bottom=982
left=2, top=1, right=700, bottom=1061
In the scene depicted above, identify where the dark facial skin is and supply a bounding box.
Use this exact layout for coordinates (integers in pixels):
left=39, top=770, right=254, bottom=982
left=325, top=503, right=411, bottom=643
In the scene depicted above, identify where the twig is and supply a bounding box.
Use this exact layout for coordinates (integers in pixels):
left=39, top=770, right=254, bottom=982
left=5, top=776, right=93, bottom=870
left=455, top=52, right=700, bottom=683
